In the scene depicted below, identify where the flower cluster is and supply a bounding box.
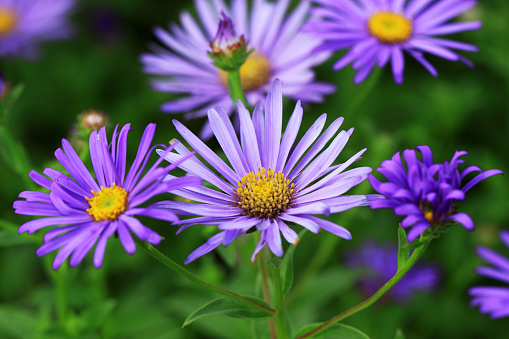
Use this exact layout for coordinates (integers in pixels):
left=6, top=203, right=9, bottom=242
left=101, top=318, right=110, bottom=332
left=141, top=0, right=334, bottom=138
left=305, top=0, right=481, bottom=83
left=14, top=124, right=200, bottom=269
left=158, top=79, right=381, bottom=263
left=470, top=231, right=509, bottom=319
left=369, top=146, right=502, bottom=241
left=0, top=0, right=75, bottom=58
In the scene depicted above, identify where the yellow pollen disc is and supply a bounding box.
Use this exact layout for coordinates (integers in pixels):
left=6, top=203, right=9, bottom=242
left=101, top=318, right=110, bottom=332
left=424, top=211, right=434, bottom=223
left=368, top=11, right=412, bottom=44
left=86, top=184, right=128, bottom=222
left=0, top=8, right=17, bottom=36
left=235, top=167, right=294, bottom=219
left=219, top=51, right=272, bottom=92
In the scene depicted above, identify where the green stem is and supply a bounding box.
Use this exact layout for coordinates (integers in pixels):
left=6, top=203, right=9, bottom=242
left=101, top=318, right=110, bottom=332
left=137, top=240, right=275, bottom=316
left=341, top=67, right=383, bottom=122
left=259, top=248, right=277, bottom=339
left=271, top=258, right=290, bottom=339
left=226, top=70, right=248, bottom=107
left=296, top=240, right=431, bottom=339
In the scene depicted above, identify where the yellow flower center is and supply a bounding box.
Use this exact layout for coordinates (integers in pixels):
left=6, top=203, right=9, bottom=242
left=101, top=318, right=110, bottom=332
left=219, top=52, right=271, bottom=92
left=0, top=8, right=17, bottom=36
left=368, top=11, right=413, bottom=44
left=235, top=168, right=294, bottom=219
left=424, top=211, right=434, bottom=223
left=86, top=184, right=128, bottom=222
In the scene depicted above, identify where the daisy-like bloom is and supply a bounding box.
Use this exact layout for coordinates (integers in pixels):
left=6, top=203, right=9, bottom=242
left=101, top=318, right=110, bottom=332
left=305, top=0, right=481, bottom=83
left=369, top=146, right=502, bottom=241
left=347, top=241, right=440, bottom=302
left=141, top=0, right=334, bottom=138
left=469, top=231, right=509, bottom=319
left=0, top=0, right=75, bottom=58
left=13, top=124, right=200, bottom=269
left=158, top=79, right=381, bottom=264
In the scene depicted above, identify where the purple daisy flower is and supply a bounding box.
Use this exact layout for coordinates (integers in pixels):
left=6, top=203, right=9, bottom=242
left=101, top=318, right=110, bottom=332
left=0, top=0, right=75, bottom=58
left=369, top=146, right=502, bottom=241
left=469, top=231, right=509, bottom=319
left=13, top=124, right=200, bottom=269
left=305, top=0, right=481, bottom=83
left=141, top=0, right=335, bottom=139
left=158, top=79, right=381, bottom=264
left=348, top=241, right=440, bottom=302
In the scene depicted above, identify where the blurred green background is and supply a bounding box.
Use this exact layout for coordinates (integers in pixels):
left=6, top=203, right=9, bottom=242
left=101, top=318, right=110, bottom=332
left=0, top=0, right=508, bottom=338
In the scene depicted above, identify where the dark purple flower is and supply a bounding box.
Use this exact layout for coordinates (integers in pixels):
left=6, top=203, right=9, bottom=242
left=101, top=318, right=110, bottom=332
left=13, top=124, right=200, bottom=269
left=0, top=0, right=75, bottom=59
left=348, top=241, right=440, bottom=302
left=469, top=231, right=509, bottom=318
left=305, top=0, right=481, bottom=83
left=369, top=146, right=502, bottom=241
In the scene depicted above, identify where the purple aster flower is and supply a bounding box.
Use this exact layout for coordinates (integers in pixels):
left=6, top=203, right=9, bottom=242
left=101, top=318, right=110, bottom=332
left=369, top=146, right=502, bottom=241
left=158, top=79, right=382, bottom=264
left=0, top=0, right=75, bottom=58
left=141, top=0, right=335, bottom=139
left=348, top=241, right=440, bottom=302
left=305, top=0, right=481, bottom=83
left=469, top=231, right=509, bottom=319
left=13, top=124, right=200, bottom=269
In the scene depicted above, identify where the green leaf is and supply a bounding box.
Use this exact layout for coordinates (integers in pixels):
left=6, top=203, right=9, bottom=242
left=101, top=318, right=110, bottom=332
left=280, top=230, right=305, bottom=295
left=0, top=84, right=24, bottom=119
left=397, top=226, right=409, bottom=271
left=183, top=296, right=272, bottom=327
left=395, top=328, right=405, bottom=339
left=81, top=300, right=116, bottom=330
left=0, top=306, right=38, bottom=338
left=0, top=230, right=39, bottom=247
left=0, top=125, right=32, bottom=179
left=293, top=323, right=370, bottom=339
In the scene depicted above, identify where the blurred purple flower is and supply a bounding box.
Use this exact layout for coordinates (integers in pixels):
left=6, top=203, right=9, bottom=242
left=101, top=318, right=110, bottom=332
left=0, top=0, right=75, bottom=58
left=470, top=231, right=509, bottom=318
left=348, top=241, right=440, bottom=302
left=141, top=0, right=334, bottom=139
left=369, top=146, right=502, bottom=241
left=158, top=79, right=381, bottom=263
left=305, top=0, right=481, bottom=83
left=14, top=124, right=200, bottom=269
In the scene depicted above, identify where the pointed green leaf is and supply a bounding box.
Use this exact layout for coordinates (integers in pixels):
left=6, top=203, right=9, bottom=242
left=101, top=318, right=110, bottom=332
left=293, top=323, right=370, bottom=339
left=395, top=328, right=405, bottom=339
left=281, top=229, right=306, bottom=295
left=81, top=300, right=116, bottom=330
left=397, top=226, right=409, bottom=271
left=183, top=296, right=272, bottom=327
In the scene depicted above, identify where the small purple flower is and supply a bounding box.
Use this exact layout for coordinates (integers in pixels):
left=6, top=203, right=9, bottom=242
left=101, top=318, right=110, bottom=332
left=469, top=231, right=509, bottom=319
left=305, top=0, right=481, bottom=83
left=369, top=146, right=502, bottom=241
left=348, top=241, right=440, bottom=302
left=158, top=79, right=382, bottom=264
left=141, top=0, right=334, bottom=139
left=0, top=0, right=75, bottom=58
left=13, top=124, right=200, bottom=269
